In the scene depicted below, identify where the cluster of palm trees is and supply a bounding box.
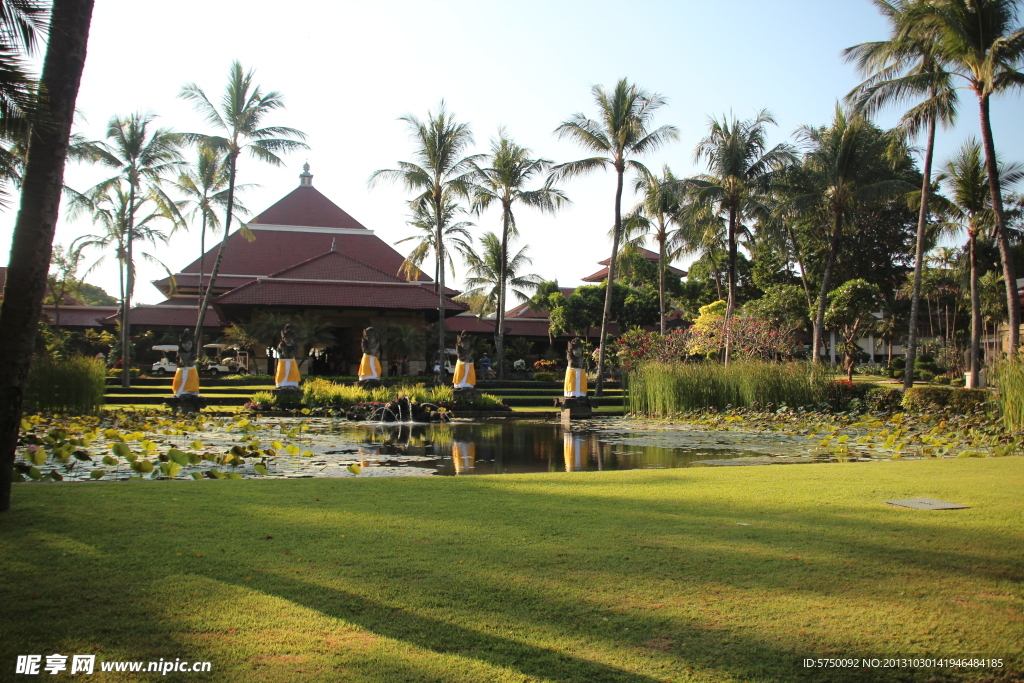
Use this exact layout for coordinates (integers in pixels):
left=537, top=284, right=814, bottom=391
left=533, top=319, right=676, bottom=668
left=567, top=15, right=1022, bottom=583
left=63, top=62, right=307, bottom=387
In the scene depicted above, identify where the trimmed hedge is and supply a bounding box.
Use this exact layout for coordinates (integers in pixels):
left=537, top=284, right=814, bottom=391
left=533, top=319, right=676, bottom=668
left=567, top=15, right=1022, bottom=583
left=901, top=387, right=989, bottom=414
left=533, top=372, right=558, bottom=382
left=865, top=387, right=903, bottom=412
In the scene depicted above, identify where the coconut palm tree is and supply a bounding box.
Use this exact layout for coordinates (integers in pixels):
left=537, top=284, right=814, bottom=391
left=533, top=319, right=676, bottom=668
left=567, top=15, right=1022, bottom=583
left=552, top=79, right=678, bottom=393
left=0, top=0, right=96, bottom=512
left=687, top=110, right=796, bottom=364
left=370, top=102, right=480, bottom=379
left=791, top=106, right=913, bottom=361
left=940, top=138, right=1024, bottom=386
left=623, top=165, right=686, bottom=334
left=77, top=113, right=183, bottom=387
left=180, top=61, right=308, bottom=349
left=914, top=0, right=1024, bottom=354
left=395, top=193, right=475, bottom=283
left=845, top=0, right=959, bottom=388
left=165, top=148, right=254, bottom=319
left=462, top=231, right=542, bottom=330
left=471, top=131, right=567, bottom=377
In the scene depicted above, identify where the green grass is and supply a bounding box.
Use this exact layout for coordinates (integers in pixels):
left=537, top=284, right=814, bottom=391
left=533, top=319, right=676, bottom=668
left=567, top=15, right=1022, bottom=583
left=2, top=459, right=1021, bottom=682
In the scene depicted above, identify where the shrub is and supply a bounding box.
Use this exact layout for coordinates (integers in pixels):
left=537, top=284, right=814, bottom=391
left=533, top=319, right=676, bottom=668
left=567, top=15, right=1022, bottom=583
left=934, top=375, right=951, bottom=385
left=534, top=372, right=557, bottom=382
left=26, top=356, right=107, bottom=414
left=864, top=387, right=903, bottom=412
left=107, top=367, right=140, bottom=379
left=991, top=359, right=1024, bottom=431
left=901, top=387, right=989, bottom=414
left=918, top=370, right=936, bottom=383
left=627, top=361, right=831, bottom=415
left=888, top=357, right=906, bottom=379
left=951, top=376, right=965, bottom=388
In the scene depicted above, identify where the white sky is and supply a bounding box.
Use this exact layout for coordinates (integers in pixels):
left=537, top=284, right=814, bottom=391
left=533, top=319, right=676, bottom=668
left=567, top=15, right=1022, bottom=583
left=2, top=0, right=1021, bottom=304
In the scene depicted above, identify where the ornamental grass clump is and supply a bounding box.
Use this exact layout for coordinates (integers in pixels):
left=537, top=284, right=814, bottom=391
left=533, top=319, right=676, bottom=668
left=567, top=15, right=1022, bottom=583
left=627, top=361, right=830, bottom=415
left=992, top=359, right=1024, bottom=432
left=25, top=356, right=107, bottom=414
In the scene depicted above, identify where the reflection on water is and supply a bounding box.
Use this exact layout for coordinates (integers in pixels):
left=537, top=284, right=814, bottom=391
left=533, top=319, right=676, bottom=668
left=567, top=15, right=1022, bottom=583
left=321, top=420, right=743, bottom=476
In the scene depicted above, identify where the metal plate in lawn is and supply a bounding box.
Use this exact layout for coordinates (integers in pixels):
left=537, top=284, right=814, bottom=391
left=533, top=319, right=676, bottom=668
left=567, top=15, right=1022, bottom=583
left=885, top=498, right=969, bottom=510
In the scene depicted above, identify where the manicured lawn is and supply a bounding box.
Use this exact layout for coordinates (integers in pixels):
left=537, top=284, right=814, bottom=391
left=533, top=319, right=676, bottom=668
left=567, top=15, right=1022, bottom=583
left=2, top=458, right=1021, bottom=682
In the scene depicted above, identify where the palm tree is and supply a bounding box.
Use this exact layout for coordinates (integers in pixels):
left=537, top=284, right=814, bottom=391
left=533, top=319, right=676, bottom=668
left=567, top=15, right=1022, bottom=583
left=180, top=61, right=308, bottom=349
left=915, top=0, right=1024, bottom=355
left=0, top=0, right=96, bottom=512
left=471, top=130, right=567, bottom=377
left=623, top=166, right=686, bottom=334
left=463, top=231, right=542, bottom=329
left=940, top=138, right=1024, bottom=386
left=370, top=102, right=480, bottom=379
left=553, top=79, right=678, bottom=394
left=791, top=106, right=912, bottom=361
left=845, top=0, right=959, bottom=388
left=166, top=148, right=253, bottom=314
left=77, top=113, right=183, bottom=387
left=687, top=110, right=796, bottom=364
left=395, top=194, right=475, bottom=283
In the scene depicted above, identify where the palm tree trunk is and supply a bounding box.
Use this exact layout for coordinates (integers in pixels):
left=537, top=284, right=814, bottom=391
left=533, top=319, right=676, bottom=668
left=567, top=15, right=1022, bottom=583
left=435, top=192, right=446, bottom=382
left=903, top=115, right=936, bottom=388
left=595, top=166, right=625, bottom=397
left=120, top=182, right=136, bottom=389
left=787, top=224, right=813, bottom=310
left=658, top=227, right=666, bottom=335
left=496, top=202, right=510, bottom=380
left=970, top=233, right=981, bottom=388
left=978, top=94, right=1019, bottom=357
left=194, top=151, right=238, bottom=350
left=198, top=209, right=207, bottom=317
left=724, top=204, right=737, bottom=366
left=0, top=0, right=94, bottom=513
left=812, top=214, right=843, bottom=363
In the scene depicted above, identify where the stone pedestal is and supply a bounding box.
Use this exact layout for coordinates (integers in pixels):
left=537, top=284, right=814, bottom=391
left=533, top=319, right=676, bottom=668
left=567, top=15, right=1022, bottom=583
left=165, top=394, right=206, bottom=415
left=453, top=387, right=478, bottom=403
left=357, top=378, right=382, bottom=390
left=272, top=386, right=304, bottom=408
left=555, top=396, right=594, bottom=424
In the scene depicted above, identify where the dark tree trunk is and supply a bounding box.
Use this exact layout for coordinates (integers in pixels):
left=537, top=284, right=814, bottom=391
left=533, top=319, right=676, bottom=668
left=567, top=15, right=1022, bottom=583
left=970, top=233, right=981, bottom=388
left=904, top=115, right=936, bottom=389
left=0, top=0, right=94, bottom=513
left=435, top=191, right=446, bottom=382
left=496, top=201, right=510, bottom=380
left=812, top=213, right=843, bottom=363
left=194, top=151, right=238, bottom=350
left=658, top=227, right=666, bottom=335
left=978, top=94, right=1019, bottom=356
left=120, top=181, right=136, bottom=389
left=595, top=165, right=624, bottom=397
left=724, top=204, right=737, bottom=366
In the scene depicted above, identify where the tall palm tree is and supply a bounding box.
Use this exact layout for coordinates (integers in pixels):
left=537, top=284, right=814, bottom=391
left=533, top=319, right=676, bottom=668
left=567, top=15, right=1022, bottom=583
left=845, top=0, right=959, bottom=388
left=180, top=61, right=308, bottom=349
left=395, top=193, right=475, bottom=283
left=792, top=106, right=913, bottom=361
left=370, top=102, right=480, bottom=379
left=623, top=166, right=686, bottom=334
left=0, top=0, right=95, bottom=512
left=78, top=112, right=183, bottom=387
left=687, top=110, right=795, bottom=364
left=940, top=138, right=1023, bottom=386
left=553, top=79, right=678, bottom=393
left=471, top=131, right=567, bottom=377
left=462, top=231, right=542, bottom=326
left=916, top=0, right=1024, bottom=355
left=165, top=148, right=253, bottom=316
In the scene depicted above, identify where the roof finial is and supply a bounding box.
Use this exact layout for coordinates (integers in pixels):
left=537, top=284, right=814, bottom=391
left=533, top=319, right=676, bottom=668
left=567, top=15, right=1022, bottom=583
left=331, top=238, right=336, bottom=251
left=299, top=161, right=313, bottom=186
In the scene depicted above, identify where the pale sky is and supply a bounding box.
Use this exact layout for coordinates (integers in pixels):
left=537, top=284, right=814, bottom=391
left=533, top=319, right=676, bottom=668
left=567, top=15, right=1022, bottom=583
left=2, top=0, right=1021, bottom=304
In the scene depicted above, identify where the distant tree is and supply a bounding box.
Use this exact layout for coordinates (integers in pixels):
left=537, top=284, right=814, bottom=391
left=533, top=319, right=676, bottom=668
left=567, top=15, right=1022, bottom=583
left=462, top=231, right=541, bottom=322
left=825, top=279, right=882, bottom=381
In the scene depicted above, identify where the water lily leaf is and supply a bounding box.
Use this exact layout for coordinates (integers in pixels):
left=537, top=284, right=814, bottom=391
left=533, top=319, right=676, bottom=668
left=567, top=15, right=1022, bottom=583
left=187, top=453, right=202, bottom=465
left=236, top=419, right=250, bottom=429
left=347, top=464, right=362, bottom=475
left=285, top=445, right=301, bottom=456
left=138, top=460, right=154, bottom=473
left=48, top=470, right=63, bottom=481
left=206, top=470, right=226, bottom=479
left=140, top=440, right=158, bottom=452
left=230, top=445, right=247, bottom=457
left=101, top=455, right=118, bottom=466
left=20, top=418, right=31, bottom=431
left=160, top=462, right=181, bottom=478
left=28, top=449, right=46, bottom=466
left=225, top=472, right=243, bottom=480
left=254, top=464, right=268, bottom=476
left=13, top=472, right=25, bottom=482
left=90, top=469, right=105, bottom=479
left=111, top=443, right=132, bottom=458
left=27, top=466, right=42, bottom=480
left=190, top=472, right=203, bottom=480
left=167, top=449, right=189, bottom=466
left=73, top=450, right=92, bottom=461
left=301, top=450, right=315, bottom=458
left=271, top=441, right=284, bottom=450
left=190, top=440, right=204, bottom=451
left=300, top=408, right=311, bottom=415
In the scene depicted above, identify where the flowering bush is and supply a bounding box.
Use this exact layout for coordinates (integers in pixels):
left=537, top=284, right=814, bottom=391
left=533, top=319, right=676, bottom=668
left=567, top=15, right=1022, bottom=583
left=533, top=359, right=559, bottom=372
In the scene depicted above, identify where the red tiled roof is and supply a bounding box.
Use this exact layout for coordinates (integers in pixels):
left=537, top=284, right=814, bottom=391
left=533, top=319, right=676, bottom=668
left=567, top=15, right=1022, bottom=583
left=41, top=305, right=119, bottom=327
left=268, top=250, right=406, bottom=283
left=505, top=288, right=574, bottom=319
left=101, top=304, right=222, bottom=327
left=251, top=185, right=370, bottom=230
left=584, top=249, right=687, bottom=282
left=214, top=279, right=469, bottom=312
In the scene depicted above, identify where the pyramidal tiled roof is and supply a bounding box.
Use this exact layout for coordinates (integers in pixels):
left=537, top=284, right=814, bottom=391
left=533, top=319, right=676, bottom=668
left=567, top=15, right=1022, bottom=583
left=267, top=250, right=406, bottom=284
left=250, top=185, right=370, bottom=230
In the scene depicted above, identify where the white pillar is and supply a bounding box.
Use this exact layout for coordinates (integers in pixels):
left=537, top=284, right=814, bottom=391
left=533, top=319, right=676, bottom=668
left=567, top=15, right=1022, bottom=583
left=829, top=331, right=836, bottom=365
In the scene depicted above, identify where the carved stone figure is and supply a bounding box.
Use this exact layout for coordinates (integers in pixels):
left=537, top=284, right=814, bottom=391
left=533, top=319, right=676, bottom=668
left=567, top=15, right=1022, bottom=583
left=274, top=324, right=302, bottom=390
left=452, top=331, right=476, bottom=392
left=168, top=328, right=204, bottom=413
left=558, top=337, right=592, bottom=422
left=358, top=326, right=382, bottom=388
left=278, top=324, right=299, bottom=360
left=177, top=328, right=197, bottom=367
left=567, top=337, right=585, bottom=369
left=361, top=327, right=380, bottom=358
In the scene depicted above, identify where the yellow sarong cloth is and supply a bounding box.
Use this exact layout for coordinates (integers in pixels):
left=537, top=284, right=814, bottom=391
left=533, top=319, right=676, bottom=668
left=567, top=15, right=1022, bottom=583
left=453, top=360, right=475, bottom=388
left=452, top=442, right=476, bottom=474
left=563, top=432, right=586, bottom=472
left=275, top=359, right=301, bottom=387
left=171, top=367, right=200, bottom=397
left=358, top=354, right=381, bottom=380
left=563, top=368, right=587, bottom=397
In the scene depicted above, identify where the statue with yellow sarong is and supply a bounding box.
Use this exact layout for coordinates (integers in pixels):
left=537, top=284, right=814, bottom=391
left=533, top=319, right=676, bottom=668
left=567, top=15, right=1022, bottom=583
left=452, top=331, right=475, bottom=390
left=555, top=338, right=592, bottom=423
left=167, top=328, right=205, bottom=414
left=358, top=327, right=382, bottom=388
left=274, top=324, right=301, bottom=389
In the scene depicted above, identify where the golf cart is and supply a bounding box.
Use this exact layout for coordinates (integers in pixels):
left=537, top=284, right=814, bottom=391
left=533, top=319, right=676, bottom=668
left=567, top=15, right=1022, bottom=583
left=202, top=344, right=249, bottom=377
left=151, top=345, right=178, bottom=376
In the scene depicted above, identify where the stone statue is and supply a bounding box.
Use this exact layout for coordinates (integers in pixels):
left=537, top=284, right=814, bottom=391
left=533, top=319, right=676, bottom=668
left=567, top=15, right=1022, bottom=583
left=558, top=337, right=591, bottom=421
left=452, top=331, right=475, bottom=390
left=169, top=328, right=203, bottom=412
left=567, top=337, right=586, bottom=370
left=275, top=324, right=301, bottom=389
left=176, top=328, right=197, bottom=368
left=358, top=326, right=382, bottom=387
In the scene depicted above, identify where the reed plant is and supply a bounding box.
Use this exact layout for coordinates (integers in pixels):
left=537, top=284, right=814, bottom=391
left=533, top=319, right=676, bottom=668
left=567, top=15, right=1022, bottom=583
left=991, top=358, right=1024, bottom=431
left=25, top=356, right=107, bottom=414
left=627, top=361, right=831, bottom=415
